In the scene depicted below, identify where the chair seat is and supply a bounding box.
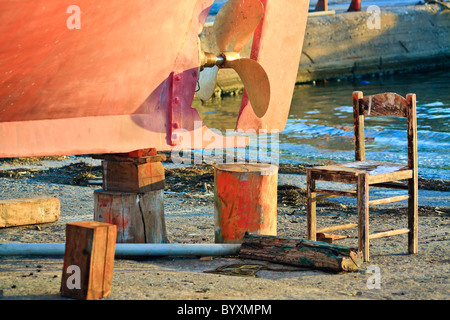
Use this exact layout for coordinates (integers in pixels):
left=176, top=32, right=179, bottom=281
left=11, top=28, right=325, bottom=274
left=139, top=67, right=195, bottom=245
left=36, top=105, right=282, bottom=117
left=310, top=160, right=413, bottom=184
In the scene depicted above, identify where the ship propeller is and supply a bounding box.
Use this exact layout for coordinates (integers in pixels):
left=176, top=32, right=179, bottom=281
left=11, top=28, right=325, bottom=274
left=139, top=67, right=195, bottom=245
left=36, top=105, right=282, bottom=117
left=197, top=0, right=270, bottom=118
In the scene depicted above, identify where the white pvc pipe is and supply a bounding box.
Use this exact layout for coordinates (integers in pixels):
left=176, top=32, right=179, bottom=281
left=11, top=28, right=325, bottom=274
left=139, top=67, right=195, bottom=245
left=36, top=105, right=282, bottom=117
left=0, top=243, right=241, bottom=257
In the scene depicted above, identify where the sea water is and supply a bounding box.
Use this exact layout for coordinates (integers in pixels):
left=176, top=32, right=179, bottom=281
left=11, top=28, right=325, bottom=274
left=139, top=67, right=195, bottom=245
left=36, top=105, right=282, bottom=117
left=193, top=69, right=450, bottom=180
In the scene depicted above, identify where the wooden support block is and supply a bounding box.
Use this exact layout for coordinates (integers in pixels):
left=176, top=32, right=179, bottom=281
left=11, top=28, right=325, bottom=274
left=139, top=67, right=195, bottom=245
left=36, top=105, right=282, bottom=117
left=0, top=196, right=60, bottom=228
left=102, top=160, right=165, bottom=193
left=61, top=221, right=117, bottom=300
left=214, top=164, right=278, bottom=244
left=94, top=190, right=168, bottom=244
left=239, top=234, right=363, bottom=272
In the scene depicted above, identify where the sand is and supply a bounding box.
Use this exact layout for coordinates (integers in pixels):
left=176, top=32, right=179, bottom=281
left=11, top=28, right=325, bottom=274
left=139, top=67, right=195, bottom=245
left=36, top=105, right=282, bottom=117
left=0, top=157, right=448, bottom=301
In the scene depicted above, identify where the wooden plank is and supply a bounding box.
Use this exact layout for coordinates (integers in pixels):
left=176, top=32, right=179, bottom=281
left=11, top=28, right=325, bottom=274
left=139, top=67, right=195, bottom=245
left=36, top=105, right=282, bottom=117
left=368, top=169, right=413, bottom=184
left=94, top=190, right=168, bottom=244
left=61, top=221, right=117, bottom=300
left=315, top=189, right=357, bottom=198
left=102, top=160, right=165, bottom=193
left=93, top=154, right=166, bottom=164
left=0, top=196, right=60, bottom=228
left=406, top=93, right=419, bottom=255
left=316, top=232, right=352, bottom=244
left=316, top=223, right=358, bottom=233
left=310, top=170, right=357, bottom=184
left=368, top=195, right=409, bottom=206
left=371, top=182, right=409, bottom=190
left=239, top=234, right=363, bottom=272
left=306, top=168, right=316, bottom=241
left=369, top=228, right=410, bottom=240
left=358, top=173, right=370, bottom=262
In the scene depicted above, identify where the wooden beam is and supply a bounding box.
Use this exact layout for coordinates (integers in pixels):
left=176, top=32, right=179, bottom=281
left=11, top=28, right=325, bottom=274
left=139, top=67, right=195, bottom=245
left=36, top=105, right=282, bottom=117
left=316, top=223, right=358, bottom=233
left=371, top=182, right=409, bottom=190
left=369, top=228, right=410, bottom=240
left=315, top=189, right=357, bottom=198
left=368, top=195, right=410, bottom=206
left=0, top=197, right=60, bottom=228
left=239, top=234, right=363, bottom=272
left=316, top=232, right=352, bottom=244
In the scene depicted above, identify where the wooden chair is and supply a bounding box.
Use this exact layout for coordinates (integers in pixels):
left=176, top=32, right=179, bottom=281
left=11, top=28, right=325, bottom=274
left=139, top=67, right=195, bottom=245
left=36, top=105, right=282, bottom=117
left=306, top=91, right=418, bottom=261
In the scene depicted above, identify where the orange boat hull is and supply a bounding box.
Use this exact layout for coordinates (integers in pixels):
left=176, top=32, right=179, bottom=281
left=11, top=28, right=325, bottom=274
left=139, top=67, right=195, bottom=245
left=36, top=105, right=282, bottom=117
left=0, top=0, right=309, bottom=158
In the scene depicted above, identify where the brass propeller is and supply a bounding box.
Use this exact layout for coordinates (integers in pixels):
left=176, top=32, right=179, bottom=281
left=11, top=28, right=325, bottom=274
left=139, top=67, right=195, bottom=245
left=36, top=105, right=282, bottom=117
left=197, top=0, right=270, bottom=118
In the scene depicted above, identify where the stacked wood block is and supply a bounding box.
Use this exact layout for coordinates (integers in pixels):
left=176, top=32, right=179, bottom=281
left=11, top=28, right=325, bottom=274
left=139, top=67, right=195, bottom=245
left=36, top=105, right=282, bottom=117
left=93, top=150, right=168, bottom=243
left=61, top=221, right=117, bottom=300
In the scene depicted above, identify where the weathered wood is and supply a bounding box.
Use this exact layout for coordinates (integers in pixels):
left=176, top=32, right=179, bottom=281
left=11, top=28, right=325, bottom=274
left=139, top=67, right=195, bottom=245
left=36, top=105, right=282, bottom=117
left=317, top=233, right=352, bottom=244
left=93, top=154, right=166, bottom=164
left=358, top=173, right=370, bottom=262
left=369, top=228, right=410, bottom=240
left=353, top=91, right=365, bottom=161
left=102, top=160, right=165, bottom=193
left=315, top=189, right=357, bottom=198
left=61, top=221, right=117, bottom=300
left=94, top=190, right=168, bottom=244
left=368, top=195, right=410, bottom=206
left=316, top=223, right=358, bottom=234
left=214, top=163, right=278, bottom=243
left=0, top=196, right=60, bottom=228
left=407, top=93, right=419, bottom=254
left=92, top=148, right=157, bottom=160
left=359, top=93, right=408, bottom=118
left=239, top=235, right=363, bottom=272
left=306, top=91, right=419, bottom=262
left=306, top=168, right=316, bottom=240
left=371, top=182, right=409, bottom=190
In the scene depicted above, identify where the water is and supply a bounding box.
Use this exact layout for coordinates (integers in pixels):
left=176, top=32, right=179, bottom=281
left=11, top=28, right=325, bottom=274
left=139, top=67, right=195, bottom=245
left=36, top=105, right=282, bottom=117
left=193, top=69, right=450, bottom=180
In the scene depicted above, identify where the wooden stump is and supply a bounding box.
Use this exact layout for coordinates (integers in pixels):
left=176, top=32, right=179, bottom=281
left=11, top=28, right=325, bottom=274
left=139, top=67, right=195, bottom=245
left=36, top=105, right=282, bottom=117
left=61, top=221, right=117, bottom=300
left=239, top=234, right=363, bottom=272
left=94, top=190, right=168, bottom=244
left=214, top=163, right=278, bottom=244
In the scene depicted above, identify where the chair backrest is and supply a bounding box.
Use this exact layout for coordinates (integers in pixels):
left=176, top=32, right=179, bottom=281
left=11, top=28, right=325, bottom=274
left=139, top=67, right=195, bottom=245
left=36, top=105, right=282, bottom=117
left=352, top=91, right=417, bottom=170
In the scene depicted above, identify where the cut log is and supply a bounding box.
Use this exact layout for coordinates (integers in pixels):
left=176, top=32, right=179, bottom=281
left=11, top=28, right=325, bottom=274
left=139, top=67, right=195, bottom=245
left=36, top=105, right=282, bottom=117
left=0, top=196, right=60, bottom=228
left=94, top=190, right=168, bottom=244
left=239, top=234, right=363, bottom=272
left=214, top=163, right=278, bottom=243
left=61, top=221, right=117, bottom=300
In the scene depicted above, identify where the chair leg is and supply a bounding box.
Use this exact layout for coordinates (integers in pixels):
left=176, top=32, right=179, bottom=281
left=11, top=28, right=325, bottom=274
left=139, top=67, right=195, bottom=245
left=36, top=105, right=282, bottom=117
left=408, top=177, right=419, bottom=254
left=357, top=173, right=370, bottom=262
left=306, top=169, right=316, bottom=241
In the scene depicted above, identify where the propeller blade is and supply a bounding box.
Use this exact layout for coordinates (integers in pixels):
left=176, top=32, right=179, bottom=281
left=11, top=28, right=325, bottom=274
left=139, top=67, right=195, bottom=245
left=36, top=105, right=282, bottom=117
left=196, top=66, right=219, bottom=101
left=214, top=0, right=264, bottom=53
left=226, top=58, right=270, bottom=118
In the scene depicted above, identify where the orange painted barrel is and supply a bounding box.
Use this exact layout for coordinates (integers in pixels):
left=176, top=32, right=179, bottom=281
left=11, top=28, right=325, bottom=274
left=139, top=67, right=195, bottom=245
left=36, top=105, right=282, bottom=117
left=214, top=163, right=278, bottom=243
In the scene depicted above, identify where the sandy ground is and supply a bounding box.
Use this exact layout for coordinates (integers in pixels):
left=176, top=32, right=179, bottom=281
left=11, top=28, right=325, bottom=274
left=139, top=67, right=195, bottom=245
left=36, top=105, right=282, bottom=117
left=0, top=157, right=449, bottom=302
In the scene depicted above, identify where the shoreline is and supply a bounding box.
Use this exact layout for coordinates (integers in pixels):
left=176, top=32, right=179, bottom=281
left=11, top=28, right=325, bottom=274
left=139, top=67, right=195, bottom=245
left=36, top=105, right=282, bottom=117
left=201, top=3, right=450, bottom=96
